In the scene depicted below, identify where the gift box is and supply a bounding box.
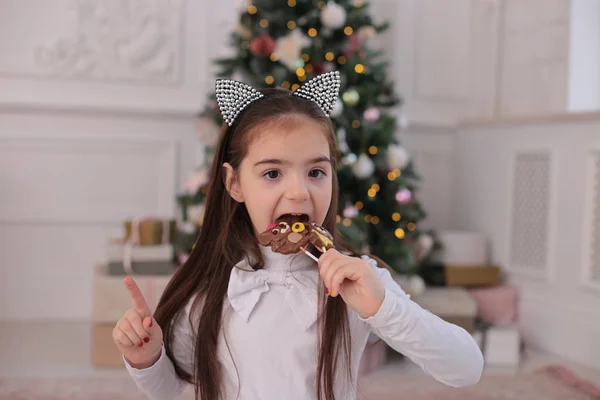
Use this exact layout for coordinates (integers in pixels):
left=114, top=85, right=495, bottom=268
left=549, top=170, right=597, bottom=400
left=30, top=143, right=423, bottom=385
left=92, top=264, right=172, bottom=323
left=92, top=323, right=125, bottom=367
left=468, top=284, right=518, bottom=324
left=419, top=263, right=501, bottom=287
left=438, top=230, right=488, bottom=266
left=411, top=287, right=478, bottom=333
left=124, top=218, right=176, bottom=246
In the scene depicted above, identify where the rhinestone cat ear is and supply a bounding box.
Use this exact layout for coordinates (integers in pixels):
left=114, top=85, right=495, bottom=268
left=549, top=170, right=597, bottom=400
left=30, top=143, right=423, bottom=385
left=292, top=70, right=341, bottom=117
left=215, top=79, right=265, bottom=126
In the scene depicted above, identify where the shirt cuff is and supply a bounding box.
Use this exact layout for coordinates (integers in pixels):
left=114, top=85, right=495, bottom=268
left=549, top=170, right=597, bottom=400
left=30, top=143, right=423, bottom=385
left=358, top=287, right=400, bottom=327
left=123, top=344, right=166, bottom=375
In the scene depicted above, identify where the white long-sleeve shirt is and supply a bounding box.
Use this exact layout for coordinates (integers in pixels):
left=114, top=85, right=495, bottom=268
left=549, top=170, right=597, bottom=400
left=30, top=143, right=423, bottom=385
left=124, top=245, right=483, bottom=399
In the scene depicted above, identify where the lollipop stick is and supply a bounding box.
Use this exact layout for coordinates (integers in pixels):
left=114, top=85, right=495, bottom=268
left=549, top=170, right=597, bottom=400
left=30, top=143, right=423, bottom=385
left=300, top=246, right=319, bottom=262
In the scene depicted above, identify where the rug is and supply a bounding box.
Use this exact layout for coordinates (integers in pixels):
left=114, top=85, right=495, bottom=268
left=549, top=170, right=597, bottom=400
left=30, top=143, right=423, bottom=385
left=1, top=365, right=598, bottom=399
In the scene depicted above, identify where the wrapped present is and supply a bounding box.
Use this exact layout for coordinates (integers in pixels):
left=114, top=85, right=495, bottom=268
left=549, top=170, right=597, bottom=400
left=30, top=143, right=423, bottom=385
left=412, top=287, right=478, bottom=332
left=468, top=284, right=518, bottom=324
left=419, top=263, right=501, bottom=287
left=92, top=264, right=172, bottom=323
left=92, top=323, right=124, bottom=367
left=438, top=230, right=488, bottom=266
left=482, top=324, right=522, bottom=366
left=124, top=217, right=175, bottom=246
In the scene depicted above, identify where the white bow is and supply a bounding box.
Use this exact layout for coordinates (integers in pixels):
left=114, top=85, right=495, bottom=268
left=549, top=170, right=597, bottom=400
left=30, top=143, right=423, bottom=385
left=227, top=263, right=320, bottom=331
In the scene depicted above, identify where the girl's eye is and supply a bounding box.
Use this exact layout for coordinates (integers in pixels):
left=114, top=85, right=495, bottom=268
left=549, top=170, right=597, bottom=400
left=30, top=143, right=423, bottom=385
left=264, top=170, right=281, bottom=180
left=309, top=169, right=326, bottom=178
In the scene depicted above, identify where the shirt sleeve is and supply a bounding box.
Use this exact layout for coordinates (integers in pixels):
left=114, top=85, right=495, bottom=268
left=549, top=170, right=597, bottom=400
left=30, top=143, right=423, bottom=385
left=359, top=256, right=484, bottom=387
left=123, top=306, right=195, bottom=400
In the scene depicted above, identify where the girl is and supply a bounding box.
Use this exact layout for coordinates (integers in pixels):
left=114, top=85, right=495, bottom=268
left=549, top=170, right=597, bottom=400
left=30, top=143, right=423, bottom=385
left=113, top=71, right=484, bottom=400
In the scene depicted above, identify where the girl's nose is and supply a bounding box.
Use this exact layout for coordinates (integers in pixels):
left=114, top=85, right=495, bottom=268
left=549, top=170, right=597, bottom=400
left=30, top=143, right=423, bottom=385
left=285, top=176, right=310, bottom=201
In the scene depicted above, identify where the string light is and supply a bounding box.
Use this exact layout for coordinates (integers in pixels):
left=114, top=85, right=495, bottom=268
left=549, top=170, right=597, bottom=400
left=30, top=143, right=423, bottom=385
left=298, top=74, right=306, bottom=82
left=296, top=67, right=306, bottom=77
left=387, top=172, right=396, bottom=181
left=364, top=215, right=372, bottom=223
left=352, top=120, right=360, bottom=128
left=282, top=81, right=290, bottom=89
left=291, top=83, right=300, bottom=91
left=354, top=0, right=364, bottom=7
left=325, top=52, right=335, bottom=61
left=287, top=21, right=296, bottom=29
left=395, top=228, right=405, bottom=239
left=392, top=212, right=401, bottom=221
left=308, top=28, right=318, bottom=37
left=248, top=4, right=257, bottom=14
left=355, top=201, right=364, bottom=210
left=344, top=26, right=353, bottom=35
left=367, top=188, right=377, bottom=197
left=305, top=64, right=313, bottom=73
left=265, top=75, right=274, bottom=84
left=392, top=168, right=401, bottom=177
left=317, top=1, right=326, bottom=8
left=301, top=53, right=310, bottom=62
left=260, top=19, right=269, bottom=27
left=371, top=183, right=380, bottom=192
left=338, top=56, right=347, bottom=64
left=354, top=64, right=365, bottom=73
left=287, top=0, right=296, bottom=6
left=368, top=145, right=378, bottom=155
left=371, top=216, right=380, bottom=224
left=407, top=222, right=416, bottom=231
left=269, top=53, right=278, bottom=62
left=343, top=218, right=352, bottom=226
left=336, top=215, right=342, bottom=223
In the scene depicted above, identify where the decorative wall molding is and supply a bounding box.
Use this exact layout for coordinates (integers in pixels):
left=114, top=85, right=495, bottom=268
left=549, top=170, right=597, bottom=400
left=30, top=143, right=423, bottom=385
left=0, top=0, right=183, bottom=85
left=505, top=148, right=554, bottom=280
left=0, top=134, right=178, bottom=224
left=580, top=149, right=600, bottom=291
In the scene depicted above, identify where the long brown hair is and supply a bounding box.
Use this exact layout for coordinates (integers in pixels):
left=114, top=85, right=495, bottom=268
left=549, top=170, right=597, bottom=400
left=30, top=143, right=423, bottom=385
left=155, top=88, right=360, bottom=400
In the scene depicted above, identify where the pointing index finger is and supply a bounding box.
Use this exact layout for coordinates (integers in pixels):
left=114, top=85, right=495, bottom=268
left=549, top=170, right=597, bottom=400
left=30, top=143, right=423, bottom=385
left=123, top=276, right=152, bottom=317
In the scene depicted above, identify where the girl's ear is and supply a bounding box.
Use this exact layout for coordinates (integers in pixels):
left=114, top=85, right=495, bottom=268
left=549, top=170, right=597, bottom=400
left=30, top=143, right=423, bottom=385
left=222, top=162, right=244, bottom=202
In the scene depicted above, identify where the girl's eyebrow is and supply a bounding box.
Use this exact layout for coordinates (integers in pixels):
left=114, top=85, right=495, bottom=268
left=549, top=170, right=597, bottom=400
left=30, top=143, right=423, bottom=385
left=253, top=156, right=331, bottom=167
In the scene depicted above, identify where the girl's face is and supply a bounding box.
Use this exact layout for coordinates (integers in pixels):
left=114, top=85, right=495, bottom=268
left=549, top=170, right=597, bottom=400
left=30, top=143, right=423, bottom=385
left=224, top=115, right=333, bottom=239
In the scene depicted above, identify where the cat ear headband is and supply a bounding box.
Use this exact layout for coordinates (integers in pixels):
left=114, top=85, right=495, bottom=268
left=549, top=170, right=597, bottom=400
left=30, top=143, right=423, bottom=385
left=215, top=70, right=341, bottom=126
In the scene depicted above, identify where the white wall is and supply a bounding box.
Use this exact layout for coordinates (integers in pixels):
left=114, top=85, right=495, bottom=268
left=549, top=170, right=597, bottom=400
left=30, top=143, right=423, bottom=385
left=0, top=0, right=239, bottom=320
left=454, top=113, right=600, bottom=370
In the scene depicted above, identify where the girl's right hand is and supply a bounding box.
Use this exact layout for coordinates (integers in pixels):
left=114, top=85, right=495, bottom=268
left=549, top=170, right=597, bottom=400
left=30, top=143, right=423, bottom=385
left=112, top=276, right=164, bottom=369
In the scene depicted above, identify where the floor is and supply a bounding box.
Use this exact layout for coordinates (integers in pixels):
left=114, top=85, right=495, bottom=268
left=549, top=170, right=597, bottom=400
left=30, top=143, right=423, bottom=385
left=2, top=320, right=600, bottom=386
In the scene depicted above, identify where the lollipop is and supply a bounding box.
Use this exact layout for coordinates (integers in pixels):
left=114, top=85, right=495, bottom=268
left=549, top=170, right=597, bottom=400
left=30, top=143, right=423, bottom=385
left=258, top=219, right=334, bottom=260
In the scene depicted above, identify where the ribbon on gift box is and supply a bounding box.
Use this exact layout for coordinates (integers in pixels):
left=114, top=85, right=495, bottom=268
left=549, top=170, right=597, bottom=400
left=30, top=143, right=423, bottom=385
left=123, top=216, right=171, bottom=276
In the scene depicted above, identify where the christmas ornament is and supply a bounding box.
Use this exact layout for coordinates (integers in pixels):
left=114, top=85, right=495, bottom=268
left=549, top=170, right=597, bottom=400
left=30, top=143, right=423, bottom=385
left=357, top=26, right=376, bottom=42
left=363, top=107, right=380, bottom=122
left=352, top=153, right=375, bottom=178
left=183, top=169, right=208, bottom=195
left=418, top=233, right=434, bottom=259
left=274, top=29, right=311, bottom=71
left=342, top=152, right=358, bottom=165
left=343, top=205, right=359, bottom=218
left=395, top=188, right=412, bottom=204
left=387, top=144, right=410, bottom=169
left=320, top=2, right=346, bottom=29
left=409, top=275, right=426, bottom=296
left=249, top=34, right=276, bottom=57
left=342, top=88, right=360, bottom=106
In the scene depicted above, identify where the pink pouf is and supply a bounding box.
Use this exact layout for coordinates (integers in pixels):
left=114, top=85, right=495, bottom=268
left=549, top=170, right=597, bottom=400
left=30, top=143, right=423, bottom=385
left=468, top=285, right=518, bottom=324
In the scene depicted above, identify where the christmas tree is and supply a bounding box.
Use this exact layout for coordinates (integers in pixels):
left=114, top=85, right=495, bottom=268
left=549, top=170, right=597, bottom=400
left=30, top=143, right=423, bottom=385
left=175, top=0, right=436, bottom=275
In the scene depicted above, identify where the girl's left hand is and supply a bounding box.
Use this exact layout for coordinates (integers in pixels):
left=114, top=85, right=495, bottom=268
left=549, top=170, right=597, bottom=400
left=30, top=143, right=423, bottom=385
left=318, top=248, right=385, bottom=319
